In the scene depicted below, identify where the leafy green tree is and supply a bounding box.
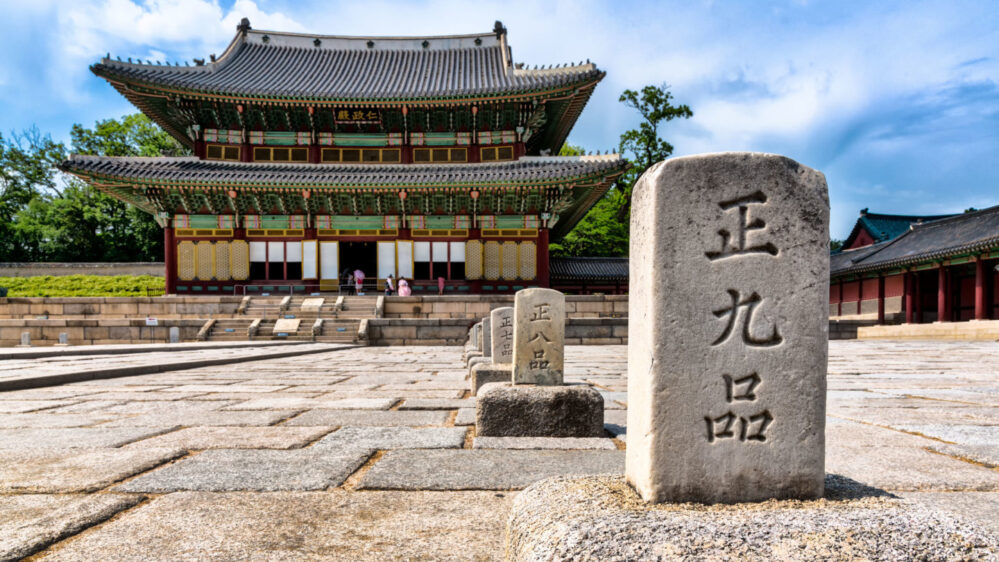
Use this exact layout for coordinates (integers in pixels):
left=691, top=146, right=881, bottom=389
left=830, top=239, right=844, bottom=252
left=615, top=85, right=692, bottom=221
left=0, top=129, right=67, bottom=261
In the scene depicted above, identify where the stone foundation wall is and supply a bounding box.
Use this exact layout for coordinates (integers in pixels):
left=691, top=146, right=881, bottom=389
left=382, top=295, right=628, bottom=320
left=0, top=297, right=243, bottom=320
left=0, top=262, right=164, bottom=277
left=858, top=320, right=999, bottom=341
left=364, top=317, right=629, bottom=346
left=829, top=319, right=879, bottom=340
left=0, top=318, right=205, bottom=346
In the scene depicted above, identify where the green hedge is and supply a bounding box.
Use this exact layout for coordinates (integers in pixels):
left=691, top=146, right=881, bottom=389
left=0, top=275, right=165, bottom=297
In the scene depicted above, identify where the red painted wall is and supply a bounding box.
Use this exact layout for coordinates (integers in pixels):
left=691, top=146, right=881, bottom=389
left=841, top=280, right=860, bottom=303
left=884, top=274, right=904, bottom=298
left=846, top=228, right=876, bottom=249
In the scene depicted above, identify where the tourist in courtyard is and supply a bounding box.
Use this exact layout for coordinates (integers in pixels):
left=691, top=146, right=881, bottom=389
left=385, top=274, right=395, bottom=296
left=438, top=276, right=446, bottom=295
left=354, top=269, right=366, bottom=295
left=342, top=269, right=354, bottom=295
left=398, top=278, right=411, bottom=296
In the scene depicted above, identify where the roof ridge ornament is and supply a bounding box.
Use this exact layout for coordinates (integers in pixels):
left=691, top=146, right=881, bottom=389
left=493, top=20, right=506, bottom=38
left=237, top=17, right=252, bottom=35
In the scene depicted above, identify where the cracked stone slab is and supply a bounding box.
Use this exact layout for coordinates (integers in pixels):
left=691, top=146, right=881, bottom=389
left=0, top=400, right=78, bottom=413
left=314, top=426, right=466, bottom=450
left=284, top=409, right=449, bottom=427
left=127, top=426, right=334, bottom=450
left=0, top=448, right=185, bottom=492
left=506, top=476, right=999, bottom=561
left=114, top=448, right=373, bottom=492
left=27, top=491, right=511, bottom=561
left=0, top=493, right=145, bottom=561
left=474, top=437, right=617, bottom=450
left=892, top=424, right=999, bottom=447
left=359, top=449, right=624, bottom=490
left=0, top=427, right=177, bottom=449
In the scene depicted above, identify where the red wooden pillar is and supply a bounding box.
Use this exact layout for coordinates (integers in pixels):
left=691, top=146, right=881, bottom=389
left=877, top=275, right=885, bottom=325
left=937, top=265, right=949, bottom=322
left=974, top=256, right=986, bottom=320
left=904, top=271, right=914, bottom=324
left=856, top=278, right=863, bottom=315
left=836, top=281, right=843, bottom=317
left=914, top=271, right=922, bottom=323
left=163, top=224, right=176, bottom=295
left=537, top=228, right=551, bottom=288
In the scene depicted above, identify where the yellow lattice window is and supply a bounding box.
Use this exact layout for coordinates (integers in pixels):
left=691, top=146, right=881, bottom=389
left=519, top=241, right=536, bottom=280
left=501, top=242, right=519, bottom=280
left=465, top=240, right=483, bottom=280
left=253, top=147, right=309, bottom=163
left=483, top=241, right=501, bottom=281
left=178, top=241, right=196, bottom=281
left=321, top=148, right=401, bottom=163
left=206, top=144, right=240, bottom=161
left=230, top=240, right=249, bottom=281
left=480, top=145, right=515, bottom=162
left=214, top=241, right=231, bottom=281
left=196, top=242, right=214, bottom=280
left=413, top=147, right=467, bottom=163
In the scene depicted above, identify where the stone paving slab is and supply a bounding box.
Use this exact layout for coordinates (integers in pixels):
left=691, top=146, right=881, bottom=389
left=284, top=409, right=450, bottom=427
left=99, top=410, right=299, bottom=427
left=126, top=426, right=334, bottom=450
left=473, top=437, right=617, bottom=450
left=0, top=400, right=78, bottom=413
left=928, top=443, right=999, bottom=468
left=31, top=491, right=511, bottom=561
left=0, top=493, right=145, bottom=561
left=827, top=445, right=999, bottom=491
left=314, top=426, right=467, bottom=450
left=398, top=398, right=474, bottom=410
left=224, top=397, right=396, bottom=410
left=894, top=424, right=999, bottom=447
left=902, top=491, right=999, bottom=535
left=0, top=413, right=116, bottom=428
left=0, top=448, right=185, bottom=492
left=115, top=448, right=374, bottom=492
left=359, top=449, right=625, bottom=490
left=0, top=426, right=176, bottom=448
left=454, top=407, right=475, bottom=426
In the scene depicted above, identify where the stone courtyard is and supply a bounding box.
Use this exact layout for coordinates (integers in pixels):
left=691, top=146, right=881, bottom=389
left=1, top=340, right=997, bottom=560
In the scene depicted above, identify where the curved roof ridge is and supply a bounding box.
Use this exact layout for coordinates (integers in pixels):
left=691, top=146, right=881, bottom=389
left=907, top=204, right=999, bottom=230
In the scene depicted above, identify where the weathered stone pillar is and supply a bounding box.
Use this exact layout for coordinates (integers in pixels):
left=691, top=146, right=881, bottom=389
left=490, top=306, right=514, bottom=362
left=626, top=152, right=828, bottom=504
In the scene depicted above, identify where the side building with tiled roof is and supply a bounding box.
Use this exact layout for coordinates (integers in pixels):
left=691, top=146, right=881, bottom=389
left=830, top=205, right=999, bottom=324
left=842, top=208, right=958, bottom=250
left=62, top=19, right=627, bottom=295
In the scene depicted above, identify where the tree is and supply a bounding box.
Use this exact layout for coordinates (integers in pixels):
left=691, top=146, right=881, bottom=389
left=830, top=239, right=844, bottom=252
left=615, top=85, right=692, bottom=221
left=0, top=129, right=67, bottom=261
left=549, top=144, right=629, bottom=257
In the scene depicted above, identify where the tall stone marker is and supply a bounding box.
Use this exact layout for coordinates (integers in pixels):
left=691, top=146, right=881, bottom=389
left=490, top=307, right=514, bottom=363
left=627, top=152, right=829, bottom=504
left=168, top=326, right=180, bottom=344
left=481, top=317, right=492, bottom=358
left=512, top=288, right=565, bottom=385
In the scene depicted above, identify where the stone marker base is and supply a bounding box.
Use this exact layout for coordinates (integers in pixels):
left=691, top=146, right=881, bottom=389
left=476, top=382, right=603, bottom=437
left=464, top=351, right=483, bottom=366
left=470, top=364, right=512, bottom=396
left=466, top=355, right=490, bottom=374
left=506, top=475, right=999, bottom=561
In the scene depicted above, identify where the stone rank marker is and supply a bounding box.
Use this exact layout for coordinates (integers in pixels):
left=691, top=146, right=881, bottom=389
left=490, top=307, right=514, bottom=363
left=626, top=152, right=829, bottom=504
left=511, top=288, right=565, bottom=385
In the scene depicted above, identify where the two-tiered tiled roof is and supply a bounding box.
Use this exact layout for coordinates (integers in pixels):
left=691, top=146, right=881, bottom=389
left=92, top=24, right=602, bottom=101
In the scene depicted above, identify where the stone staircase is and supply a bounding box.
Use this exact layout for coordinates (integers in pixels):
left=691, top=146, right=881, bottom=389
left=203, top=294, right=379, bottom=344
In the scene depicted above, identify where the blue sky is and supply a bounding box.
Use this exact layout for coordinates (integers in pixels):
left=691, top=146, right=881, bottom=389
left=2, top=0, right=997, bottom=239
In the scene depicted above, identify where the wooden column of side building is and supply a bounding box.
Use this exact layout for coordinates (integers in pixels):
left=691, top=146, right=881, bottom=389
left=904, top=270, right=914, bottom=324
left=938, top=265, right=949, bottom=322
left=857, top=277, right=863, bottom=315
left=164, top=224, right=176, bottom=295
left=975, top=255, right=986, bottom=320
left=877, top=275, right=885, bottom=324
left=837, top=281, right=843, bottom=317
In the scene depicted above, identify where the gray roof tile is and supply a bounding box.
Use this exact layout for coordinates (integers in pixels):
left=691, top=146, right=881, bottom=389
left=94, top=28, right=602, bottom=100
left=60, top=155, right=627, bottom=187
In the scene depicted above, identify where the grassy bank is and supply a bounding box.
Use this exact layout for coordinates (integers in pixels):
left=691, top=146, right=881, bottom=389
left=0, top=275, right=165, bottom=297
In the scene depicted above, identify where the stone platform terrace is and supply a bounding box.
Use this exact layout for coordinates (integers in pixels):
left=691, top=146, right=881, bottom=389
left=1, top=341, right=998, bottom=560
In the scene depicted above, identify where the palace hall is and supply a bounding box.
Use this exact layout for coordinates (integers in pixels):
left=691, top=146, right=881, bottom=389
left=61, top=20, right=627, bottom=295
